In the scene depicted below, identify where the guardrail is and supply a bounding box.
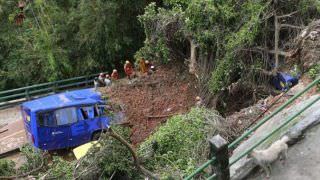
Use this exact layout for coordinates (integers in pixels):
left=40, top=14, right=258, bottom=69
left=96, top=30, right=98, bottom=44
left=185, top=76, right=320, bottom=180
left=0, top=73, right=101, bottom=107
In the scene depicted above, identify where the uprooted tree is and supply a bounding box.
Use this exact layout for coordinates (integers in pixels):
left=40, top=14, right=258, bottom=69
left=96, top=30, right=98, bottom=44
left=135, top=0, right=320, bottom=109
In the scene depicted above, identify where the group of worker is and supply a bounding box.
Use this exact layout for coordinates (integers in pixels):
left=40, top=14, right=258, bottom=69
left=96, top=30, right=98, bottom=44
left=94, top=59, right=155, bottom=89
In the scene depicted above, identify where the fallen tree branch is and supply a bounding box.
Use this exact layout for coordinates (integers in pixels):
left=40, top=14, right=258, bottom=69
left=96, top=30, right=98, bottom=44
left=0, top=153, right=45, bottom=179
left=253, top=47, right=290, bottom=57
left=147, top=114, right=176, bottom=119
left=106, top=128, right=160, bottom=180
left=280, top=24, right=304, bottom=29
left=277, top=11, right=299, bottom=18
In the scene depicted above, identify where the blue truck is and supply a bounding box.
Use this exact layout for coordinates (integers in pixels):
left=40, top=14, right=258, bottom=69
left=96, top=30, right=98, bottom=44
left=21, top=88, right=110, bottom=150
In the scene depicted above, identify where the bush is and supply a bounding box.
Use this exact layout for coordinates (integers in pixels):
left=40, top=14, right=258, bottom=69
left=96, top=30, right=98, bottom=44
left=41, top=156, right=74, bottom=180
left=0, top=159, right=15, bottom=176
left=308, top=64, right=320, bottom=79
left=18, top=145, right=43, bottom=174
left=138, top=108, right=226, bottom=179
left=74, top=126, right=141, bottom=179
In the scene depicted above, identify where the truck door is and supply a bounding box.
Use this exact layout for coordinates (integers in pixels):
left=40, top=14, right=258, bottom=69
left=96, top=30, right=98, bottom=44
left=37, top=110, right=72, bottom=150
left=68, top=107, right=90, bottom=147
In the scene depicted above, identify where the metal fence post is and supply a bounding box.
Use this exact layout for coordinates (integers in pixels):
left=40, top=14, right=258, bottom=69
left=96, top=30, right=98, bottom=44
left=53, top=82, right=58, bottom=93
left=210, top=134, right=229, bottom=180
left=25, top=88, right=30, bottom=100
left=85, top=75, right=89, bottom=87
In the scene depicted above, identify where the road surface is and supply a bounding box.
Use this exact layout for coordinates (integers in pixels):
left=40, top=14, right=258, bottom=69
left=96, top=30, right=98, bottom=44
left=247, top=124, right=320, bottom=180
left=0, top=106, right=26, bottom=155
left=0, top=106, right=21, bottom=125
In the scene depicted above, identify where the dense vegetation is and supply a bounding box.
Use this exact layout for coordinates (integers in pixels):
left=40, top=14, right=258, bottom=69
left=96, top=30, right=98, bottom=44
left=0, top=0, right=151, bottom=90
left=1, top=0, right=319, bottom=95
left=137, top=0, right=320, bottom=107
left=1, top=0, right=320, bottom=179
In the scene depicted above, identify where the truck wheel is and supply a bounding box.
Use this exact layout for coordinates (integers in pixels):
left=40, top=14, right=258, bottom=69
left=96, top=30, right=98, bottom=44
left=92, top=131, right=101, bottom=141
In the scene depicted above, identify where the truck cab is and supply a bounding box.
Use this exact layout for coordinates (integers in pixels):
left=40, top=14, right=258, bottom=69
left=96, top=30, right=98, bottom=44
left=21, top=88, right=110, bottom=150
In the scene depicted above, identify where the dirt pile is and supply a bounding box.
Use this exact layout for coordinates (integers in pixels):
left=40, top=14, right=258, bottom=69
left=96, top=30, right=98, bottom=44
left=288, top=20, right=320, bottom=71
left=100, top=62, right=198, bottom=144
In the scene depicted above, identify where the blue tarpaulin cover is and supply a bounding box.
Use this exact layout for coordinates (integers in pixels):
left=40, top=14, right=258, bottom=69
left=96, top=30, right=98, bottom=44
left=22, top=88, right=104, bottom=112
left=272, top=72, right=299, bottom=91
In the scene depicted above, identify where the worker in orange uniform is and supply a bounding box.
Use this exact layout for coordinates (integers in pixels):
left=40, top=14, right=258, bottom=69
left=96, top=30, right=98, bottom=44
left=111, top=69, right=119, bottom=80
left=139, top=58, right=147, bottom=73
left=124, top=60, right=134, bottom=80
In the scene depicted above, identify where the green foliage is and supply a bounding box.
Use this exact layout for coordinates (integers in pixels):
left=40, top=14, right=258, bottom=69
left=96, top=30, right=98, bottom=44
left=209, top=1, right=267, bottom=92
left=164, top=0, right=191, bottom=8
left=138, top=0, right=320, bottom=95
left=0, top=159, right=15, bottom=176
left=137, top=0, right=269, bottom=93
left=138, top=108, right=224, bottom=178
left=136, top=2, right=182, bottom=63
left=0, top=0, right=147, bottom=90
left=308, top=64, right=320, bottom=91
left=18, top=145, right=43, bottom=173
left=75, top=126, right=140, bottom=179
left=99, top=126, right=138, bottom=178
left=41, top=156, right=74, bottom=180
left=308, top=64, right=320, bottom=79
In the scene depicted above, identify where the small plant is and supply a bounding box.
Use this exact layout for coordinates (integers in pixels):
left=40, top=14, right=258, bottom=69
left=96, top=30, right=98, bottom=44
left=18, top=145, right=44, bottom=174
left=308, top=64, right=320, bottom=79
left=308, top=64, right=320, bottom=91
left=40, top=156, right=74, bottom=180
left=0, top=159, right=15, bottom=176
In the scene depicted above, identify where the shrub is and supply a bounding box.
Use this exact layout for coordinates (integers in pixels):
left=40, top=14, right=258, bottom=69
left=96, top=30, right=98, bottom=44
left=138, top=108, right=226, bottom=179
left=74, top=126, right=141, bottom=179
left=0, top=159, right=15, bottom=176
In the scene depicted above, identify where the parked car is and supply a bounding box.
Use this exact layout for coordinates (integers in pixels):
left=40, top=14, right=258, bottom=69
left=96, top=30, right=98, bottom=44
left=21, top=88, right=110, bottom=150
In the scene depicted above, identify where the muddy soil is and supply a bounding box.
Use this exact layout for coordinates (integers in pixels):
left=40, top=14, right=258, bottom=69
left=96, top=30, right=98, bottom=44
left=100, top=61, right=198, bottom=144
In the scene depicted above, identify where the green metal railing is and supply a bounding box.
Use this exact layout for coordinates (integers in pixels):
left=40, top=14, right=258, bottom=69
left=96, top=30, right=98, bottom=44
left=184, top=158, right=216, bottom=180
left=185, top=76, right=320, bottom=180
left=0, top=73, right=102, bottom=107
left=229, top=95, right=320, bottom=166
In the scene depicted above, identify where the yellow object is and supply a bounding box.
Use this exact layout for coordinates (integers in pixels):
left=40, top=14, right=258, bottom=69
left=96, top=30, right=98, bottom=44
left=73, top=141, right=100, bottom=160
left=280, top=81, right=286, bottom=88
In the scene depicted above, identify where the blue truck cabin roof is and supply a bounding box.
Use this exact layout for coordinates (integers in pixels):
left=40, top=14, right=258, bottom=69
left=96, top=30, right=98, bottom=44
left=21, top=88, right=110, bottom=150
left=22, top=88, right=104, bottom=112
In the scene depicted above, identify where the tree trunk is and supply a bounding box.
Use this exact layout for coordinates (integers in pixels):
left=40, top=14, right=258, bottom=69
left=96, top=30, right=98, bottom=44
left=189, top=38, right=197, bottom=74
left=274, top=15, right=280, bottom=74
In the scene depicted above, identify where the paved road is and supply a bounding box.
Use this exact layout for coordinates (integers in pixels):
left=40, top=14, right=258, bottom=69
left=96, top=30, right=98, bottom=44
left=0, top=120, right=27, bottom=154
left=248, top=124, right=320, bottom=180
left=0, top=106, right=21, bottom=125
left=0, top=106, right=26, bottom=155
